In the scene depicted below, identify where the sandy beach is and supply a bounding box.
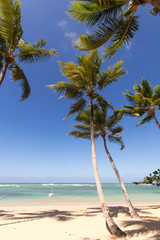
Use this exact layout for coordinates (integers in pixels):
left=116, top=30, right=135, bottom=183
left=0, top=203, right=160, bottom=240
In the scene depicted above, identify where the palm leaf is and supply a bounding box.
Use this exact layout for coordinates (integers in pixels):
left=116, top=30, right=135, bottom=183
left=73, top=16, right=123, bottom=50
left=68, top=0, right=126, bottom=27
left=67, top=130, right=91, bottom=139
left=58, top=61, right=86, bottom=87
left=110, top=126, right=124, bottom=136
left=150, top=7, right=160, bottom=16
left=65, top=97, right=87, bottom=119
left=11, top=0, right=23, bottom=49
left=0, top=0, right=14, bottom=49
left=98, top=60, right=126, bottom=89
left=103, top=14, right=139, bottom=58
left=47, top=82, right=83, bottom=100
left=136, top=114, right=152, bottom=127
left=9, top=63, right=30, bottom=100
left=108, top=135, right=124, bottom=150
left=16, top=38, right=59, bottom=63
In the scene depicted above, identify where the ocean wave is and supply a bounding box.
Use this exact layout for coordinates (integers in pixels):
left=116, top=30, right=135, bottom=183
left=42, top=184, right=56, bottom=186
left=58, top=184, right=95, bottom=187
left=0, top=184, right=20, bottom=187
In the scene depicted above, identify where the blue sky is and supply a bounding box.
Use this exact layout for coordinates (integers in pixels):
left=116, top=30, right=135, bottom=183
left=0, top=0, right=160, bottom=183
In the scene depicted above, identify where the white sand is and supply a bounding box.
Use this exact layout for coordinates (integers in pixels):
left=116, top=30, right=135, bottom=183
left=0, top=203, right=160, bottom=240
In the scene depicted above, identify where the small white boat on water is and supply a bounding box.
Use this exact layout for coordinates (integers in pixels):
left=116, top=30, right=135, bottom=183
left=48, top=192, right=54, bottom=197
left=48, top=187, right=54, bottom=197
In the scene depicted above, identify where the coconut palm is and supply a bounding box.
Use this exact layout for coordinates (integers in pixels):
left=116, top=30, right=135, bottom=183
left=68, top=104, right=139, bottom=218
left=123, top=78, right=160, bottom=129
left=0, top=0, right=58, bottom=100
left=68, top=0, right=160, bottom=58
left=47, top=50, right=126, bottom=237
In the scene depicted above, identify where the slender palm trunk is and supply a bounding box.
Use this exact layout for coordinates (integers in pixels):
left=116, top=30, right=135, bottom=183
left=153, top=114, right=160, bottom=130
left=144, top=0, right=160, bottom=8
left=102, top=136, right=139, bottom=218
left=90, top=98, right=126, bottom=237
left=0, top=63, right=8, bottom=86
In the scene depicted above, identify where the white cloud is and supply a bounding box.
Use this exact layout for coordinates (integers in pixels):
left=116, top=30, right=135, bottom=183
left=65, top=31, right=77, bottom=40
left=126, top=41, right=133, bottom=51
left=57, top=20, right=67, bottom=28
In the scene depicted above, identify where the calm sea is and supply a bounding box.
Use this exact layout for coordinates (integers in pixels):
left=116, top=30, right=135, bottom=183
left=0, top=183, right=159, bottom=205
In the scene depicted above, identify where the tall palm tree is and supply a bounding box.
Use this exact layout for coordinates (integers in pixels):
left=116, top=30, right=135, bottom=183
left=0, top=0, right=58, bottom=100
left=123, top=78, right=160, bottom=129
left=68, top=0, right=160, bottom=58
left=68, top=104, right=139, bottom=218
left=47, top=50, right=126, bottom=237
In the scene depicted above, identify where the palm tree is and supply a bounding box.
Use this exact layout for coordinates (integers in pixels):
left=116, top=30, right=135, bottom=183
left=68, top=104, right=139, bottom=218
left=47, top=50, right=126, bottom=237
left=68, top=0, right=160, bottom=58
left=0, top=0, right=58, bottom=100
left=123, top=78, right=160, bottom=129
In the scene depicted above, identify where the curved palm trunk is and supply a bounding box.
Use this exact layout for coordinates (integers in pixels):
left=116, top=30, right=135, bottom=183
left=90, top=98, right=126, bottom=237
left=0, top=63, right=8, bottom=86
left=102, top=136, right=139, bottom=219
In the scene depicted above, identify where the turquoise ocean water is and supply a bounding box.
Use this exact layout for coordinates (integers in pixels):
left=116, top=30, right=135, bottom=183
left=0, top=183, right=159, bottom=205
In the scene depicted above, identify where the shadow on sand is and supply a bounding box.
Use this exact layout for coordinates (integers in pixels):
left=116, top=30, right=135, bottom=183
left=0, top=205, right=160, bottom=239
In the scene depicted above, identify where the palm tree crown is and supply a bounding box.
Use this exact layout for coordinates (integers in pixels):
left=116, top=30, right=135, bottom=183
left=68, top=104, right=124, bottom=150
left=123, top=78, right=160, bottom=128
left=0, top=0, right=58, bottom=100
left=47, top=50, right=125, bottom=116
left=68, top=0, right=160, bottom=59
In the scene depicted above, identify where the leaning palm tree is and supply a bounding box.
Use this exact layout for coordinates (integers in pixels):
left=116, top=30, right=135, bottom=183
left=68, top=104, right=139, bottom=218
left=68, top=0, right=160, bottom=58
left=0, top=0, right=58, bottom=100
left=47, top=50, right=126, bottom=237
left=123, top=78, right=160, bottom=129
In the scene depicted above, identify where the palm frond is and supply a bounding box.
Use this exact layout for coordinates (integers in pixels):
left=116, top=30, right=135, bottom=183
left=73, top=16, right=123, bottom=50
left=110, top=125, right=124, bottom=136
left=106, top=111, right=123, bottom=129
left=68, top=0, right=127, bottom=27
left=65, top=97, right=87, bottom=119
left=136, top=114, right=152, bottom=127
left=47, top=82, right=83, bottom=100
left=150, top=7, right=160, bottom=16
left=70, top=123, right=91, bottom=132
left=123, top=90, right=136, bottom=106
left=67, top=130, right=91, bottom=139
left=9, top=63, right=30, bottom=100
left=16, top=38, right=59, bottom=63
left=58, top=61, right=87, bottom=87
left=11, top=0, right=23, bottom=49
left=0, top=0, right=14, bottom=49
left=93, top=93, right=113, bottom=110
left=98, top=60, right=126, bottom=89
left=153, top=85, right=160, bottom=100
left=75, top=110, right=91, bottom=125
left=103, top=14, right=139, bottom=58
left=108, top=135, right=124, bottom=150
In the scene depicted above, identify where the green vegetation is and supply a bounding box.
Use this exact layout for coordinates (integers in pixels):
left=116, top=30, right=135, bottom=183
left=123, top=78, right=160, bottom=129
left=68, top=0, right=160, bottom=58
left=68, top=104, right=139, bottom=218
left=133, top=169, right=160, bottom=186
left=0, top=0, right=58, bottom=100
left=47, top=50, right=126, bottom=237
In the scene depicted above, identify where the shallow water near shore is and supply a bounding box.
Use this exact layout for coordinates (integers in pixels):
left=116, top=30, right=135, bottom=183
left=0, top=183, right=159, bottom=205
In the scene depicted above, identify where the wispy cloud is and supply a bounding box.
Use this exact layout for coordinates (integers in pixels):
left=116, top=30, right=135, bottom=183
left=65, top=31, right=77, bottom=40
left=126, top=41, right=133, bottom=51
left=57, top=20, right=67, bottom=28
